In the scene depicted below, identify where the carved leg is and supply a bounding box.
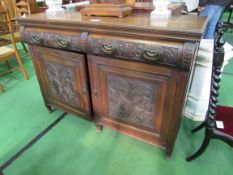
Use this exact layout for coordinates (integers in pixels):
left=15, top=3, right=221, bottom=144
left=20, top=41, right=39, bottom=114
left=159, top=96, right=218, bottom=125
left=191, top=122, right=205, bottom=133
left=186, top=134, right=211, bottom=161
left=96, top=123, right=103, bottom=133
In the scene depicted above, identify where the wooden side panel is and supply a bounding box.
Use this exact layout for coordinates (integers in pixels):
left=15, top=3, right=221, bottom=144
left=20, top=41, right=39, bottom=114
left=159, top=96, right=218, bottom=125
left=30, top=45, right=91, bottom=120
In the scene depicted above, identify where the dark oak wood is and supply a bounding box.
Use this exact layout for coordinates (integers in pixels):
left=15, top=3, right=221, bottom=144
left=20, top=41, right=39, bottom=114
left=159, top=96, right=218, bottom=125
left=18, top=12, right=207, bottom=157
left=30, top=46, right=91, bottom=119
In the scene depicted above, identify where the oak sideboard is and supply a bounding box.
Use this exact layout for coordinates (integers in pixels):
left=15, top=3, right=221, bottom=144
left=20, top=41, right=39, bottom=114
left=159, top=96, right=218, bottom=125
left=18, top=13, right=207, bottom=158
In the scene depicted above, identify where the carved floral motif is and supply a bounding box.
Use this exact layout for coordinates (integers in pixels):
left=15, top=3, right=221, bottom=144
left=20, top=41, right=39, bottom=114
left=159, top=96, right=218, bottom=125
left=21, top=28, right=197, bottom=70
left=23, top=31, right=88, bottom=52
left=107, top=74, right=156, bottom=128
left=87, top=37, right=180, bottom=67
left=181, top=42, right=197, bottom=69
left=44, top=60, right=81, bottom=107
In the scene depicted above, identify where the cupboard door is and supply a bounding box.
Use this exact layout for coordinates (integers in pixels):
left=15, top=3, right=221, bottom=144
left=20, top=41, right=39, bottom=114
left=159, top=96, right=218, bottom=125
left=88, top=55, right=178, bottom=146
left=31, top=46, right=91, bottom=120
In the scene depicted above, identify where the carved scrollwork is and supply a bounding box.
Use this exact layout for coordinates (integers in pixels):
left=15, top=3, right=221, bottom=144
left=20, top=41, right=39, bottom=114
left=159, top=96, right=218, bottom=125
left=181, top=42, right=197, bottom=69
left=31, top=33, right=43, bottom=44
left=44, top=60, right=81, bottom=107
left=57, top=38, right=70, bottom=48
left=101, top=43, right=116, bottom=55
left=87, top=37, right=180, bottom=67
left=23, top=30, right=88, bottom=52
left=143, top=49, right=162, bottom=61
left=107, top=74, right=156, bottom=129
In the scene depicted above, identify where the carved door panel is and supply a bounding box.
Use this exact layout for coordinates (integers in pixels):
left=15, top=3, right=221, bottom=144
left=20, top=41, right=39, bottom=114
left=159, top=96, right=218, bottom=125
left=31, top=46, right=91, bottom=120
left=88, top=55, right=178, bottom=144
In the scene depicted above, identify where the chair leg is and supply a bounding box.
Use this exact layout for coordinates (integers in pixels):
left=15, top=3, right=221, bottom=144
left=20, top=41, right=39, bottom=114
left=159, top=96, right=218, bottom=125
left=5, top=61, right=12, bottom=71
left=0, top=83, right=4, bottom=93
left=186, top=133, right=211, bottom=161
left=227, top=9, right=232, bottom=24
left=21, top=42, right=28, bottom=53
left=213, top=130, right=233, bottom=147
left=14, top=50, right=29, bottom=80
left=191, top=122, right=205, bottom=133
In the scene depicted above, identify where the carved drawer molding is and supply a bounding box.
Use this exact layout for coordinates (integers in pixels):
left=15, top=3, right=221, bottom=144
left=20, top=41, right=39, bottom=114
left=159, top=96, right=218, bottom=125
left=21, top=27, right=88, bottom=52
left=87, top=36, right=197, bottom=70
left=21, top=27, right=198, bottom=70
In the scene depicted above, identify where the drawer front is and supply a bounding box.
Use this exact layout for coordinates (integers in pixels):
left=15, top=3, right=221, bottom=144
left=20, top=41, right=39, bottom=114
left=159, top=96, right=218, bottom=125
left=22, top=28, right=88, bottom=52
left=87, top=34, right=197, bottom=69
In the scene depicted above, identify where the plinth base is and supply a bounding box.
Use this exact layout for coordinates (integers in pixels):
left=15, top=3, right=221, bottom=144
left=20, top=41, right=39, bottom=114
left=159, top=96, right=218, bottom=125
left=80, top=4, right=132, bottom=17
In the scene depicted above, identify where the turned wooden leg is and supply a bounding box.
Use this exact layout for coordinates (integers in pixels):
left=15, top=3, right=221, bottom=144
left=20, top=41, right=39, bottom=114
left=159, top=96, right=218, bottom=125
left=14, top=50, right=29, bottom=80
left=186, top=133, right=211, bottom=161
left=191, top=122, right=205, bottom=133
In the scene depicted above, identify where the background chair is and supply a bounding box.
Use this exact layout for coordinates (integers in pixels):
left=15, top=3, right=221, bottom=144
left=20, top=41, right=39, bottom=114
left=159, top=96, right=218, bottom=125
left=1, top=0, right=39, bottom=54
left=186, top=23, right=233, bottom=161
left=14, top=0, right=31, bottom=17
left=0, top=0, right=29, bottom=92
left=223, top=3, right=233, bottom=32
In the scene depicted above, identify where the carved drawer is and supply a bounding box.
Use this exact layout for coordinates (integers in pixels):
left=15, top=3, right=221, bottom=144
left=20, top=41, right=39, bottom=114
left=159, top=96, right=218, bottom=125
left=87, top=34, right=197, bottom=70
left=21, top=28, right=88, bottom=52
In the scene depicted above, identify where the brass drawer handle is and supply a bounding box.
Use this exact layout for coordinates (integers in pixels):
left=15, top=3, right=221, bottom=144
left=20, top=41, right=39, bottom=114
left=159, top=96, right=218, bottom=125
left=32, top=33, right=43, bottom=44
left=101, top=43, right=116, bottom=55
left=57, top=38, right=70, bottom=48
left=143, top=49, right=162, bottom=61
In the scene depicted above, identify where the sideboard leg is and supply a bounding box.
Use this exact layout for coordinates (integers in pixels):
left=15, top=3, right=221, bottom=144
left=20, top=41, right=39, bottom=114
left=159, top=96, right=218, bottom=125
left=165, top=149, right=172, bottom=160
left=45, top=103, right=53, bottom=113
left=165, top=155, right=171, bottom=160
left=96, top=124, right=103, bottom=133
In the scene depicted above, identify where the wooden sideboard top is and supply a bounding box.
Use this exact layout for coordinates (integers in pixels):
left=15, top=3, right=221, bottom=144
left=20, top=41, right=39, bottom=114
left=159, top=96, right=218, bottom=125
left=18, top=13, right=207, bottom=42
